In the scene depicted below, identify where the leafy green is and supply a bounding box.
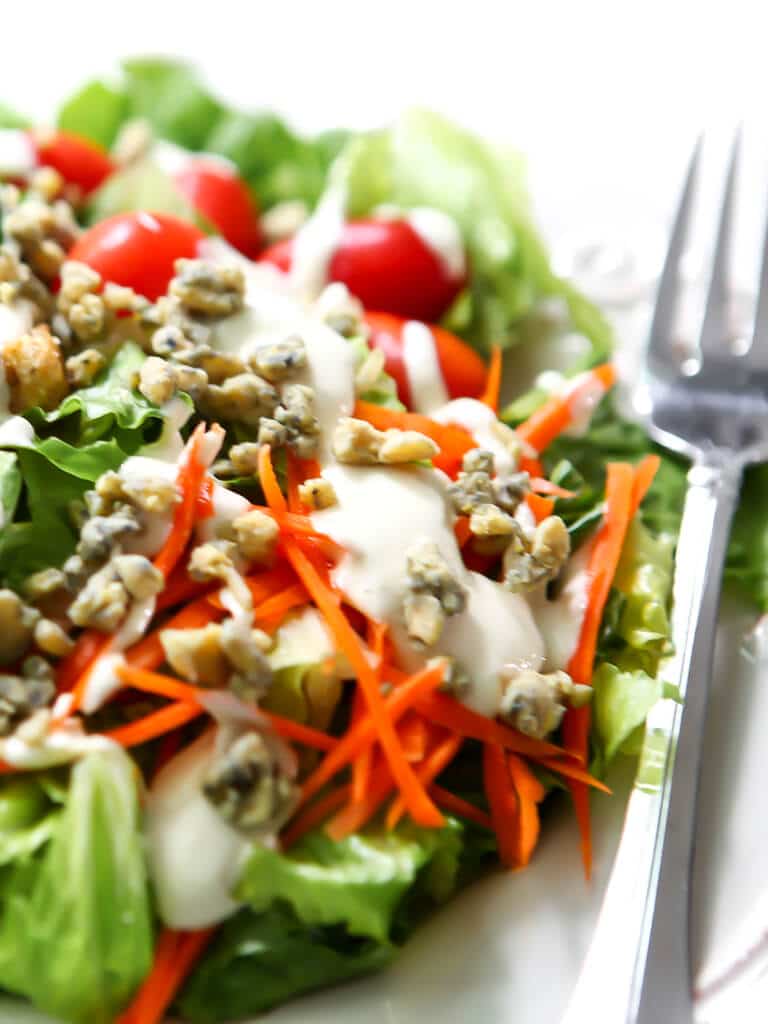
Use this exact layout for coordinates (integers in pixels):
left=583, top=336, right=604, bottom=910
left=238, top=821, right=463, bottom=943
left=57, top=80, right=128, bottom=149
left=176, top=905, right=393, bottom=1023
left=87, top=156, right=209, bottom=226
left=726, top=463, right=768, bottom=610
left=0, top=103, right=29, bottom=130
left=330, top=109, right=612, bottom=359
left=0, top=750, right=153, bottom=1023
left=0, top=451, right=21, bottom=528
left=592, top=663, right=680, bottom=767
left=60, top=59, right=348, bottom=210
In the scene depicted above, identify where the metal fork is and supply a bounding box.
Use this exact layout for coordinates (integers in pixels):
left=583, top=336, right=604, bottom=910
left=562, top=135, right=768, bottom=1024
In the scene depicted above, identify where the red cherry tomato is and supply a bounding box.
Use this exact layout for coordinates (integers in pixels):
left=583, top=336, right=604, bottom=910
left=260, top=218, right=466, bottom=321
left=174, top=160, right=262, bottom=258
left=364, top=311, right=487, bottom=408
left=29, top=130, right=114, bottom=196
left=68, top=212, right=205, bottom=300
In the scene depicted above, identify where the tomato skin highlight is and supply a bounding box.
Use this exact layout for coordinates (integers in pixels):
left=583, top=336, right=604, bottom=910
left=174, top=160, right=262, bottom=258
left=260, top=218, right=465, bottom=321
left=68, top=212, right=205, bottom=300
left=363, top=311, right=487, bottom=406
left=29, top=130, right=114, bottom=195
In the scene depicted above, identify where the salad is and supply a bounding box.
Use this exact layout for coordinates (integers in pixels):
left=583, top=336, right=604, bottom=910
left=0, top=59, right=765, bottom=1024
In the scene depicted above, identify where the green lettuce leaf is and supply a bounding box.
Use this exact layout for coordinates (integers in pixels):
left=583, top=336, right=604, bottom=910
left=726, top=463, right=768, bottom=610
left=237, top=821, right=463, bottom=943
left=330, top=109, right=611, bottom=359
left=87, top=156, right=209, bottom=226
left=0, top=103, right=29, bottom=130
left=592, top=663, right=680, bottom=767
left=0, top=749, right=153, bottom=1024
left=59, top=59, right=348, bottom=211
left=0, top=450, right=21, bottom=528
left=176, top=905, right=393, bottom=1024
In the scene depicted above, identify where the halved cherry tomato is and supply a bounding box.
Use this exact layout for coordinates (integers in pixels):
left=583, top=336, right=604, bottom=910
left=364, top=311, right=487, bottom=408
left=261, top=218, right=466, bottom=322
left=68, top=212, right=205, bottom=300
left=174, top=159, right=262, bottom=258
left=29, top=130, right=114, bottom=196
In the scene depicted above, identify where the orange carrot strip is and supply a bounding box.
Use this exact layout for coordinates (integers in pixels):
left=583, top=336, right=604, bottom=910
left=326, top=761, right=394, bottom=840
left=266, top=711, right=337, bottom=752
left=285, top=539, right=444, bottom=827
left=300, top=662, right=447, bottom=807
left=630, top=453, right=661, bottom=515
left=387, top=732, right=462, bottom=828
left=56, top=629, right=110, bottom=692
left=282, top=786, right=350, bottom=849
left=454, top=516, right=472, bottom=548
left=537, top=757, right=611, bottom=793
left=483, top=743, right=520, bottom=869
left=507, top=753, right=546, bottom=867
left=103, top=701, right=203, bottom=748
left=526, top=492, right=555, bottom=523
left=253, top=583, right=308, bottom=625
left=155, top=571, right=213, bottom=612
left=564, top=460, right=636, bottom=878
left=354, top=399, right=475, bottom=476
left=530, top=477, right=577, bottom=499
left=516, top=363, right=616, bottom=454
left=155, top=424, right=221, bottom=579
left=398, top=713, right=430, bottom=762
left=429, top=785, right=493, bottom=830
left=479, top=344, right=503, bottom=411
left=257, top=443, right=288, bottom=515
left=118, top=928, right=215, bottom=1024
left=205, top=565, right=300, bottom=610
left=125, top=595, right=223, bottom=670
left=351, top=622, right=387, bottom=805
left=415, top=691, right=567, bottom=760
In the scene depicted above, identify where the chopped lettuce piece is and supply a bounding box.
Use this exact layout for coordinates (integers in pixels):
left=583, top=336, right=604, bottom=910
left=176, top=905, right=393, bottom=1023
left=0, top=451, right=21, bottom=529
left=0, top=749, right=153, bottom=1024
left=238, top=821, right=463, bottom=943
left=57, top=80, right=128, bottom=149
left=0, top=103, right=29, bottom=130
left=87, top=156, right=209, bottom=226
left=592, top=663, right=681, bottom=767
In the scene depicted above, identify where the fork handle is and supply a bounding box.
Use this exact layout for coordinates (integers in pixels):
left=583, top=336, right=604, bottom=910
left=562, top=456, right=742, bottom=1024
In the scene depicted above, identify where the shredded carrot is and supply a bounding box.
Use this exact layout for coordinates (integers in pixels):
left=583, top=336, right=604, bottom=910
left=529, top=477, right=577, bottom=499
left=257, top=443, right=288, bottom=515
left=126, top=595, right=223, bottom=670
left=117, top=664, right=337, bottom=752
left=351, top=622, right=387, bottom=804
left=196, top=473, right=215, bottom=520
left=103, top=701, right=203, bottom=748
left=516, top=363, right=616, bottom=454
left=287, top=538, right=444, bottom=827
left=398, top=713, right=430, bottom=762
left=537, top=756, right=611, bottom=793
left=630, top=453, right=661, bottom=515
left=117, top=927, right=215, bottom=1024
left=326, top=759, right=394, bottom=840
left=155, top=571, right=214, bottom=612
left=479, top=344, right=503, bottom=411
left=282, top=786, right=350, bottom=849
left=507, top=753, right=546, bottom=867
left=56, top=629, right=111, bottom=692
left=483, top=743, right=520, bottom=868
left=564, top=460, right=636, bottom=878
left=253, top=583, right=308, bottom=628
left=387, top=732, right=462, bottom=828
left=526, top=492, right=556, bottom=523
left=415, top=691, right=567, bottom=761
left=429, top=785, right=493, bottom=830
left=154, top=424, right=221, bottom=579
left=300, top=662, right=447, bottom=807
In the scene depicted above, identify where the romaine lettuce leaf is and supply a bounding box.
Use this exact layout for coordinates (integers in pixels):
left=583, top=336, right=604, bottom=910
left=176, top=905, right=393, bottom=1024
left=592, top=663, right=680, bottom=768
left=0, top=451, right=21, bottom=528
left=237, top=821, right=463, bottom=943
left=57, top=80, right=128, bottom=149
left=0, top=749, right=153, bottom=1024
left=330, top=109, right=612, bottom=360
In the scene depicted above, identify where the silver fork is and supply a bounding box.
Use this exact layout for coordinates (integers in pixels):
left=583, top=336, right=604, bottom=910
left=562, top=135, right=768, bottom=1024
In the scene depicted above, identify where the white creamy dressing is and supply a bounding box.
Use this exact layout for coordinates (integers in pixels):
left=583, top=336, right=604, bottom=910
left=146, top=729, right=250, bottom=928
left=288, top=185, right=346, bottom=300
left=401, top=320, right=449, bottom=414
left=405, top=207, right=466, bottom=280
left=0, top=129, right=37, bottom=177
left=81, top=652, right=126, bottom=715
left=528, top=539, right=593, bottom=670
left=268, top=607, right=335, bottom=672
left=431, top=397, right=517, bottom=476
left=0, top=299, right=37, bottom=446
left=313, top=463, right=544, bottom=715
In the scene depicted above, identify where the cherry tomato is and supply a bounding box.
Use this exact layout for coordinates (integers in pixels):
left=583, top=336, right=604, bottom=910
left=174, top=160, right=262, bottom=258
left=68, top=212, right=205, bottom=300
left=29, top=130, right=114, bottom=196
left=260, top=218, right=466, bottom=321
left=364, top=311, right=487, bottom=408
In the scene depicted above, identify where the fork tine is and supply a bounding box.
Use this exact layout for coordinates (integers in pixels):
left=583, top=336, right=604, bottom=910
left=647, top=137, right=703, bottom=368
left=747, top=160, right=768, bottom=369
left=699, top=130, right=741, bottom=359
